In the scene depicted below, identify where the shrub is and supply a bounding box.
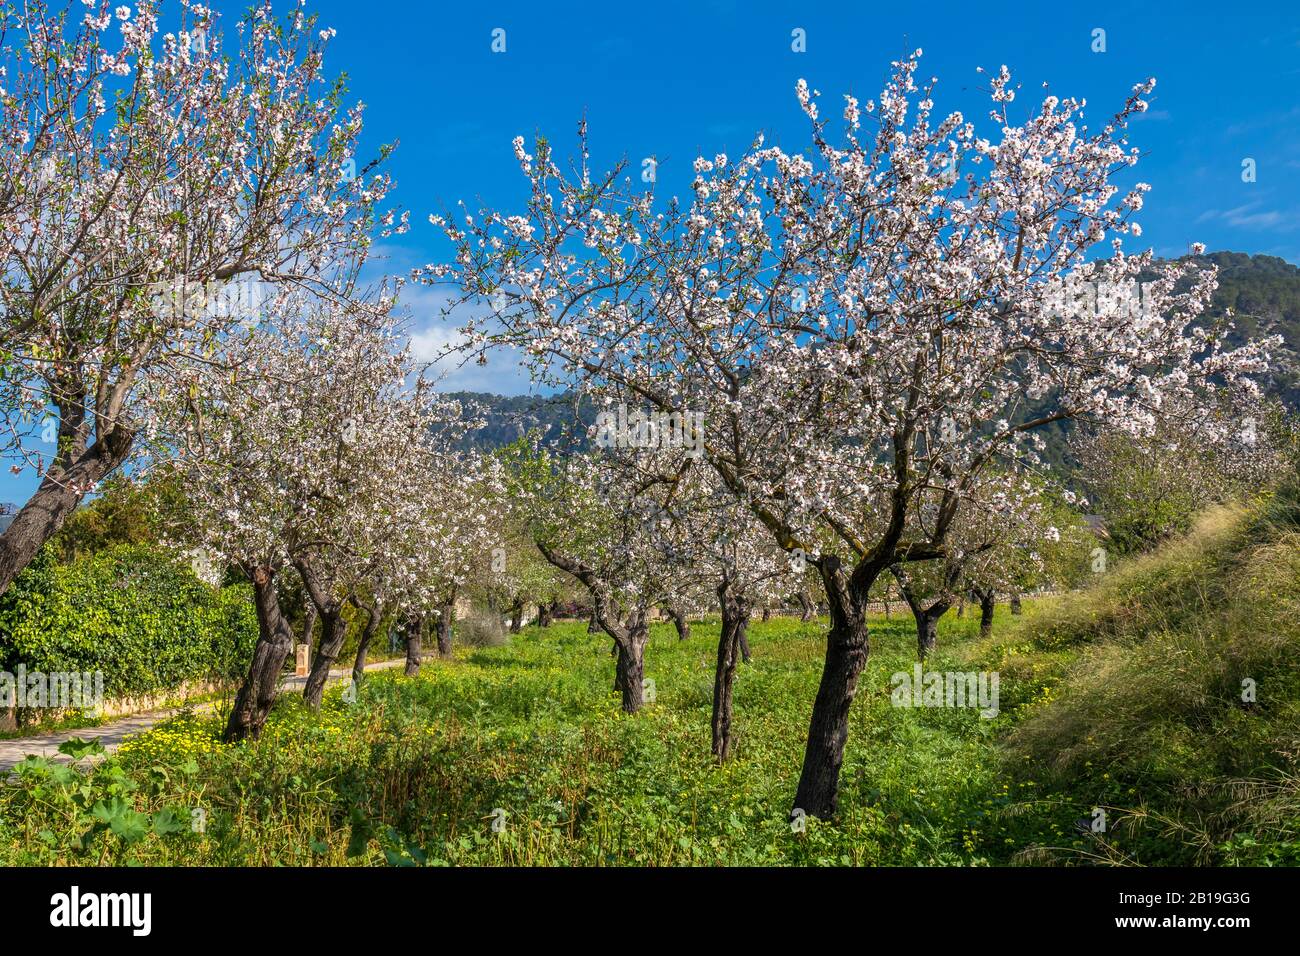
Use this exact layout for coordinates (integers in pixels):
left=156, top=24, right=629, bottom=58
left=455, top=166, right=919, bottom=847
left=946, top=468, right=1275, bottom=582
left=0, top=544, right=258, bottom=702
left=457, top=611, right=509, bottom=648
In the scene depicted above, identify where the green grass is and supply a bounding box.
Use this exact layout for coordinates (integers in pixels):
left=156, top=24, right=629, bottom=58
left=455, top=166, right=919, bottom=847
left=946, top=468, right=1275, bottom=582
left=3, top=487, right=1298, bottom=866
left=0, top=610, right=1049, bottom=866
left=968, top=487, right=1300, bottom=865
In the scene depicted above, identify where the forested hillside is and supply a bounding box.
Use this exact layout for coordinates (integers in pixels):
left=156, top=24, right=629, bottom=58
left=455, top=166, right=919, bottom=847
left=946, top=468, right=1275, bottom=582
left=1201, top=251, right=1300, bottom=408
left=447, top=251, right=1300, bottom=473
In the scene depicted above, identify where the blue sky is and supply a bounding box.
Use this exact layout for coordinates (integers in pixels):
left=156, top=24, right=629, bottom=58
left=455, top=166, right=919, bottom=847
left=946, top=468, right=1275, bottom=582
left=319, top=0, right=1300, bottom=385
left=2, top=0, right=1298, bottom=503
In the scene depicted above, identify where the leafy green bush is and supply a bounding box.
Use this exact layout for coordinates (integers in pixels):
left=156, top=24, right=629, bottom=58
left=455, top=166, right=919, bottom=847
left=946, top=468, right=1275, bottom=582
left=457, top=611, right=509, bottom=648
left=0, top=544, right=258, bottom=701
left=1, top=737, right=203, bottom=862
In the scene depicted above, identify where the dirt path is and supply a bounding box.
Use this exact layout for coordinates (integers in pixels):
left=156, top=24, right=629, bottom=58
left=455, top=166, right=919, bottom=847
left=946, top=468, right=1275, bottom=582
left=0, top=658, right=409, bottom=771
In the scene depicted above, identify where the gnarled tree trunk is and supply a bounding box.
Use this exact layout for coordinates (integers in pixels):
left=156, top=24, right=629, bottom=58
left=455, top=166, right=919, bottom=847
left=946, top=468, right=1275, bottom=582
left=978, top=590, right=996, bottom=639
left=712, top=583, right=749, bottom=761
left=0, top=413, right=133, bottom=596
left=1010, top=591, right=1022, bottom=615
left=404, top=614, right=423, bottom=676
left=436, top=595, right=455, bottom=657
left=509, top=597, right=524, bottom=634
left=224, top=566, right=295, bottom=742
left=538, top=602, right=554, bottom=628
left=917, top=612, right=940, bottom=657
left=793, top=555, right=871, bottom=819
left=667, top=604, right=690, bottom=640
left=302, top=607, right=347, bottom=710
left=613, top=610, right=648, bottom=713
left=351, top=601, right=381, bottom=687
left=798, top=590, right=815, bottom=622
left=296, top=558, right=348, bottom=710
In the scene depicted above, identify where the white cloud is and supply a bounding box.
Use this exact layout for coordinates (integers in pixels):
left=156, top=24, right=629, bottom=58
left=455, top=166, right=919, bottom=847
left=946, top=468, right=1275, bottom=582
left=1195, top=202, right=1290, bottom=231
left=398, top=284, right=536, bottom=395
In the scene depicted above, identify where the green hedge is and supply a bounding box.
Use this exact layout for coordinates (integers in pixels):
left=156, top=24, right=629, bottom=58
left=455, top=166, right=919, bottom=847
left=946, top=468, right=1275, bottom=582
left=0, top=545, right=258, bottom=700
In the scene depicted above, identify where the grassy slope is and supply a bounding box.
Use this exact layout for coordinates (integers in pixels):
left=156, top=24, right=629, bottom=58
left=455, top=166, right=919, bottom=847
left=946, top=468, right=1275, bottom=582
left=969, top=484, right=1300, bottom=864
left=3, top=490, right=1297, bottom=865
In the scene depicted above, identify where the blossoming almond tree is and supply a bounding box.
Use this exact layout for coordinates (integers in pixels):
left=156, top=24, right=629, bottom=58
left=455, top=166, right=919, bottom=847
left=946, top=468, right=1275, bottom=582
left=388, top=453, right=503, bottom=667
left=0, top=0, right=404, bottom=595
left=160, top=297, right=462, bottom=736
left=889, top=475, right=1059, bottom=654
left=675, top=476, right=790, bottom=761
left=285, top=350, right=481, bottom=705
left=507, top=443, right=699, bottom=713
left=423, top=53, right=1273, bottom=817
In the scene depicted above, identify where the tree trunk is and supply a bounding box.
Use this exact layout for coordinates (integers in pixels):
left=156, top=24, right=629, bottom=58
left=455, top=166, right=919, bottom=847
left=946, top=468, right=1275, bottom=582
left=294, top=558, right=348, bottom=710
left=588, top=609, right=600, bottom=633
left=793, top=556, right=871, bottom=819
left=613, top=611, right=648, bottom=714
left=738, top=618, right=752, bottom=663
left=798, top=590, right=815, bottom=622
left=761, top=605, right=771, bottom=622
left=979, top=592, right=996, bottom=639
left=1010, top=592, right=1023, bottom=615
left=892, top=567, right=949, bottom=661
left=436, top=596, right=454, bottom=657
left=404, top=615, right=423, bottom=676
left=301, top=595, right=318, bottom=649
left=917, top=612, right=940, bottom=659
left=712, top=585, right=749, bottom=761
left=956, top=594, right=965, bottom=618
left=224, top=567, right=295, bottom=742
left=668, top=604, right=690, bottom=640
left=509, top=598, right=524, bottom=634
left=351, top=603, right=380, bottom=687
left=538, top=602, right=554, bottom=628
left=302, top=607, right=347, bottom=710
left=902, top=595, right=944, bottom=661
left=0, top=426, right=132, bottom=596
